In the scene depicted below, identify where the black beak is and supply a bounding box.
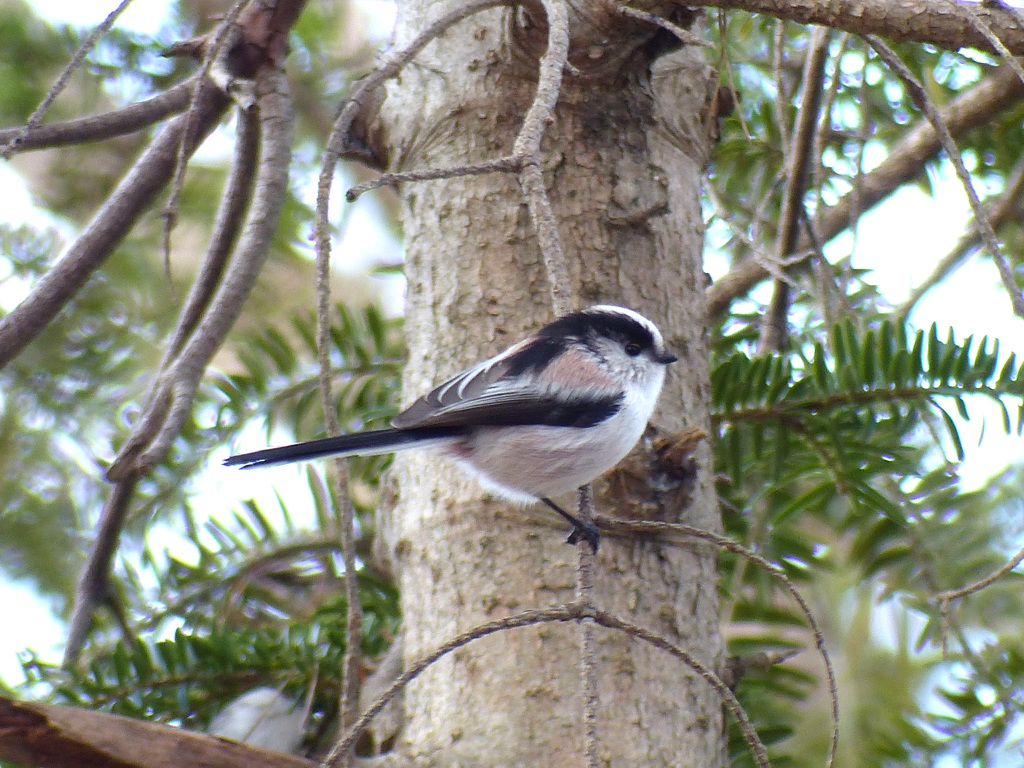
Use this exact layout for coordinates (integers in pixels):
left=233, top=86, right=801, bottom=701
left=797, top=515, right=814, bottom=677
left=656, top=350, right=678, bottom=365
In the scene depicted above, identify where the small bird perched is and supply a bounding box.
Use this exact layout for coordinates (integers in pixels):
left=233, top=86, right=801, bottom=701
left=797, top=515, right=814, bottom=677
left=225, top=305, right=677, bottom=551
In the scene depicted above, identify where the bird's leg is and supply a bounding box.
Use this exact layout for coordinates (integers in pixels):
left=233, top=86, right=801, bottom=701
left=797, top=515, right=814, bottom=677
left=541, top=497, right=600, bottom=553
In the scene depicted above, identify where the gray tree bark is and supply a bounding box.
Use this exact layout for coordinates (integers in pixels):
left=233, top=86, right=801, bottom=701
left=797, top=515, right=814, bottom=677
left=375, top=3, right=722, bottom=765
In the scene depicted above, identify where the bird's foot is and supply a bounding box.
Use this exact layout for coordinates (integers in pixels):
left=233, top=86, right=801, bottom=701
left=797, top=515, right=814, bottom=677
left=565, top=520, right=601, bottom=553
left=541, top=497, right=600, bottom=553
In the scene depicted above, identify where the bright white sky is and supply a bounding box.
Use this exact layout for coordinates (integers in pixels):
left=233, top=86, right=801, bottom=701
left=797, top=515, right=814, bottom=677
left=3, top=0, right=1023, bottom=694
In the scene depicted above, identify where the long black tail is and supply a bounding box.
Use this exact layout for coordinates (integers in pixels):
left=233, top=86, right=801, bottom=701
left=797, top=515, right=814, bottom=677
left=224, top=426, right=465, bottom=470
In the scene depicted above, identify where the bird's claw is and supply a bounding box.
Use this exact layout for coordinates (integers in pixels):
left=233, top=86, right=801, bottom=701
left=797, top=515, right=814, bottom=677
left=566, top=521, right=600, bottom=553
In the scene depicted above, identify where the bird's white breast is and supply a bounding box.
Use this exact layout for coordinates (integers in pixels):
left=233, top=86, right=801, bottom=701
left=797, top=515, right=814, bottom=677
left=443, top=366, right=665, bottom=501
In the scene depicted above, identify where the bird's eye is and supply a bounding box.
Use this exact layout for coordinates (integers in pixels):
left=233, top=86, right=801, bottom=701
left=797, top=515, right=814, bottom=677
left=624, top=342, right=642, bottom=357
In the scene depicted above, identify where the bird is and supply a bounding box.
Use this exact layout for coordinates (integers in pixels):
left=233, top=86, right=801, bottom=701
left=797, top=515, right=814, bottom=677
left=224, top=305, right=677, bottom=551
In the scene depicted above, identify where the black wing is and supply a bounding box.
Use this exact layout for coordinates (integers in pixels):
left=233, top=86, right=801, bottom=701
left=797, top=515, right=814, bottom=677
left=391, top=337, right=622, bottom=430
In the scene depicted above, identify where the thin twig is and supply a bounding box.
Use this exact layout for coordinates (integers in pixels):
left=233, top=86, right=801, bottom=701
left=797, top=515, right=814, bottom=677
left=810, top=32, right=849, bottom=328
left=772, top=20, right=790, bottom=154
left=717, top=10, right=753, bottom=141
left=315, top=0, right=513, bottom=299
left=321, top=603, right=770, bottom=768
left=345, top=155, right=523, bottom=201
left=900, top=155, right=1024, bottom=315
left=576, top=486, right=599, bottom=768
left=508, top=2, right=599, bottom=761
left=0, top=0, right=136, bottom=159
left=813, top=31, right=846, bottom=213
left=596, top=515, right=839, bottom=768
left=865, top=35, right=1024, bottom=320
left=513, top=0, right=573, bottom=314
left=0, top=77, right=196, bottom=153
left=163, top=0, right=254, bottom=276
left=705, top=183, right=800, bottom=289
left=0, top=79, right=229, bottom=370
left=591, top=608, right=771, bottom=768
left=936, top=541, right=1024, bottom=606
left=313, top=7, right=516, bottom=759
left=610, top=2, right=713, bottom=48
left=317, top=154, right=362, bottom=768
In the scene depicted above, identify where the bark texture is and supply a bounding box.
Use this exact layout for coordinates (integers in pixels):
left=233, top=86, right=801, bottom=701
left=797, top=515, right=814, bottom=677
left=376, top=3, right=721, bottom=765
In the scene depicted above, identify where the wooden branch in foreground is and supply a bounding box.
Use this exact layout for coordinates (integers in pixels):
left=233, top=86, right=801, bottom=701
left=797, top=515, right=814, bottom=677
left=0, top=695, right=313, bottom=768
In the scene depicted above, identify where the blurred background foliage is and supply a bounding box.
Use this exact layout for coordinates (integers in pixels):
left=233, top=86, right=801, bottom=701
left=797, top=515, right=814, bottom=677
left=2, top=1, right=1024, bottom=766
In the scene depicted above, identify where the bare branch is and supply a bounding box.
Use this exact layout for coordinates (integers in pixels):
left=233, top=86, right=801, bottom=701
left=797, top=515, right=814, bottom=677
left=575, top=487, right=600, bottom=768
left=953, top=0, right=1024, bottom=88
left=163, top=0, right=255, bottom=271
left=610, top=2, right=713, bottom=48
left=589, top=608, right=771, bottom=768
left=317, top=149, right=362, bottom=768
left=684, top=0, right=1024, bottom=55
left=936, top=541, right=1024, bottom=606
left=163, top=105, right=261, bottom=362
left=772, top=20, right=790, bottom=154
left=313, top=7, right=521, bottom=761
left=0, top=79, right=229, bottom=370
left=0, top=77, right=196, bottom=153
left=107, top=67, right=295, bottom=480
left=64, top=477, right=138, bottom=666
left=345, top=155, right=523, bottom=201
left=314, top=0, right=512, bottom=314
left=0, top=0, right=137, bottom=158
left=322, top=603, right=770, bottom=768
left=513, top=0, right=573, bottom=315
left=0, top=694, right=316, bottom=768
left=596, top=514, right=840, bottom=768
left=900, top=155, right=1024, bottom=314
left=758, top=25, right=830, bottom=353
left=707, top=64, right=1024, bottom=316
left=506, top=3, right=602, bottom=762
left=705, top=183, right=800, bottom=288
left=866, top=35, right=1024, bottom=319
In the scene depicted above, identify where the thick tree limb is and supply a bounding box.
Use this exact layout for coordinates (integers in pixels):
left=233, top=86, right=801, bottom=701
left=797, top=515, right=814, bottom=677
left=683, top=0, right=1024, bottom=55
left=707, top=63, right=1024, bottom=317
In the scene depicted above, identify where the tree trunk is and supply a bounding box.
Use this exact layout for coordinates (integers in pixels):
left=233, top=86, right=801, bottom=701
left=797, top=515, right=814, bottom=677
left=376, top=3, right=721, bottom=765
